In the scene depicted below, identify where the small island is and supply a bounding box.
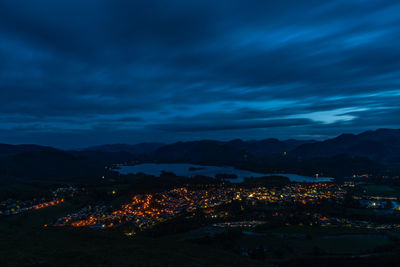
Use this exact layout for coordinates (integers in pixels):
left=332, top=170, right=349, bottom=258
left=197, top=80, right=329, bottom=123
left=215, top=173, right=238, bottom=179
left=188, top=167, right=205, bottom=171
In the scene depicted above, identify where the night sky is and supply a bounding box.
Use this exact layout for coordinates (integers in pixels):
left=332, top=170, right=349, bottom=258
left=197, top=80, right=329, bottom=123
left=1, top=1, right=400, bottom=148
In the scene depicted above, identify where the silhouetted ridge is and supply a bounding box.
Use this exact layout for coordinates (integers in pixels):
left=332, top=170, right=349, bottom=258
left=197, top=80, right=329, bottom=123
left=0, top=144, right=57, bottom=156
left=292, top=128, right=400, bottom=161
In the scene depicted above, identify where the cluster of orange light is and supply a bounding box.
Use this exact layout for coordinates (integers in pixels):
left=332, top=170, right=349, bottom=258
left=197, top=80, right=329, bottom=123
left=112, top=188, right=228, bottom=220
left=284, top=183, right=345, bottom=204
left=71, top=216, right=98, bottom=227
left=33, top=198, right=64, bottom=210
left=244, top=183, right=345, bottom=205
left=68, top=187, right=233, bottom=228
left=112, top=194, right=175, bottom=220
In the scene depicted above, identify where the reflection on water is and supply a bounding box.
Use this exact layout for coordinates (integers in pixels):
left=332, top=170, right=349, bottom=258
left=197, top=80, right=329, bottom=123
left=117, top=163, right=333, bottom=183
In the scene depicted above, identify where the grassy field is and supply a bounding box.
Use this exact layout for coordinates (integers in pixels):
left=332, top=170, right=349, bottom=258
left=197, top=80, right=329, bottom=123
left=232, top=225, right=392, bottom=255
left=238, top=234, right=390, bottom=255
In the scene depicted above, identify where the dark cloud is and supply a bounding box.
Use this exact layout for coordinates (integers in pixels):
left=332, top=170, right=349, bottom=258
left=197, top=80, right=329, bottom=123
left=0, top=0, right=399, bottom=147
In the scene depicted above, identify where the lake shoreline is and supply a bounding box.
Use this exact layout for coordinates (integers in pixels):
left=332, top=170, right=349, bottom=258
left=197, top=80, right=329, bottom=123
left=117, top=163, right=333, bottom=183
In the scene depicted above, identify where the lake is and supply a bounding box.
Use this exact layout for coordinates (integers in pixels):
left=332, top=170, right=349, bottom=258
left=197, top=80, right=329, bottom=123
left=117, top=163, right=333, bottom=183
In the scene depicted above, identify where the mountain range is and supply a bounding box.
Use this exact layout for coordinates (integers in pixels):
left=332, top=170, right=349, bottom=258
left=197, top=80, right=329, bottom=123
left=0, top=128, right=399, bottom=180
left=82, top=128, right=400, bottom=163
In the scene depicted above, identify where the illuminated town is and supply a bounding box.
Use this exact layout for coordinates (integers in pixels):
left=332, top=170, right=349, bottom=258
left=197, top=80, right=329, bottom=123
left=51, top=183, right=346, bottom=229
left=44, top=180, right=400, bottom=237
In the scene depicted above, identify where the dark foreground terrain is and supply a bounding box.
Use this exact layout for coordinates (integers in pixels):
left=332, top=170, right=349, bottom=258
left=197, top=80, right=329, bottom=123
left=1, top=174, right=400, bottom=267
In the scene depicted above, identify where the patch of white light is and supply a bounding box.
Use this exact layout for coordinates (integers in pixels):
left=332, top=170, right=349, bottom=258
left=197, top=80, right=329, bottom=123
left=289, top=107, right=369, bottom=124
